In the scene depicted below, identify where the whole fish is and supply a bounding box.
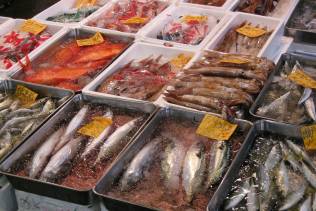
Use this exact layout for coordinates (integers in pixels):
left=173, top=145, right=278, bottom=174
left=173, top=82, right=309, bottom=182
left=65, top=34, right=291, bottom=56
left=247, top=176, right=259, bottom=211
left=286, top=140, right=316, bottom=171
left=53, top=105, right=89, bottom=154
left=95, top=117, right=141, bottom=164
left=264, top=144, right=281, bottom=171
left=29, top=128, right=65, bottom=178
left=29, top=97, right=49, bottom=109
left=280, top=142, right=300, bottom=171
left=276, top=160, right=290, bottom=197
left=305, top=96, right=316, bottom=121
left=258, top=165, right=274, bottom=211
left=206, top=141, right=230, bottom=188
left=6, top=108, right=40, bottom=120
left=40, top=136, right=83, bottom=181
left=256, top=92, right=290, bottom=116
left=279, top=184, right=306, bottom=211
left=161, top=138, right=186, bottom=190
left=182, top=141, right=206, bottom=203
left=224, top=179, right=250, bottom=210
left=300, top=195, right=312, bottom=211
left=120, top=138, right=161, bottom=191
left=81, top=109, right=113, bottom=158
left=300, top=161, right=316, bottom=188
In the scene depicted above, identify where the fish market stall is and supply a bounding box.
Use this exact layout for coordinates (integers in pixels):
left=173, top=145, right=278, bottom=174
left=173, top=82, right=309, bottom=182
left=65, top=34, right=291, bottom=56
left=33, top=0, right=110, bottom=26
left=83, top=42, right=195, bottom=102
left=12, top=28, right=133, bottom=91
left=94, top=107, right=252, bottom=211
left=0, top=94, right=157, bottom=205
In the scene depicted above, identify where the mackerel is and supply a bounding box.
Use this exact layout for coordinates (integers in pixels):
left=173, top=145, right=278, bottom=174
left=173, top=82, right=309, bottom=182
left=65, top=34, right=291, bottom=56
left=276, top=160, right=290, bottom=197
left=279, top=184, right=306, bottom=211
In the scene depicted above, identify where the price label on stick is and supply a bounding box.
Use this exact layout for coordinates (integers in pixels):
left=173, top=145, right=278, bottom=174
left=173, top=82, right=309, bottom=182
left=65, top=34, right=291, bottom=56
left=288, top=67, right=316, bottom=89
left=78, top=116, right=112, bottom=138
left=196, top=114, right=237, bottom=141
left=301, top=125, right=316, bottom=150
left=220, top=57, right=250, bottom=64
left=20, top=19, right=47, bottom=35
left=15, top=85, right=38, bottom=106
left=122, top=17, right=148, bottom=25
left=76, top=32, right=104, bottom=47
left=236, top=24, right=267, bottom=38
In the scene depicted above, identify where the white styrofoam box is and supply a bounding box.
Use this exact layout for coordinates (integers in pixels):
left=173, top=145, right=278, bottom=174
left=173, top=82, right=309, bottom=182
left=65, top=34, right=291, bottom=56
left=33, top=0, right=111, bottom=27
left=178, top=0, right=239, bottom=11
left=268, top=36, right=293, bottom=64
left=81, top=0, right=173, bottom=38
left=205, top=12, right=284, bottom=61
left=231, top=0, right=299, bottom=24
left=0, top=19, right=66, bottom=76
left=139, top=4, right=233, bottom=50
left=82, top=41, right=197, bottom=103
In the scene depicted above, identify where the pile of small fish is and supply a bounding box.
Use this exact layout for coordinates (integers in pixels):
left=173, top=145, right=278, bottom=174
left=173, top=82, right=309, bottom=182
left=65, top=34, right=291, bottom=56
left=215, top=22, right=273, bottom=55
left=164, top=51, right=274, bottom=115
left=97, top=55, right=181, bottom=101
left=184, top=0, right=226, bottom=7
left=157, top=14, right=217, bottom=45
left=13, top=104, right=144, bottom=187
left=0, top=29, right=51, bottom=69
left=256, top=61, right=315, bottom=124
left=0, top=92, right=62, bottom=160
left=224, top=135, right=316, bottom=210
left=87, top=0, right=168, bottom=33
left=16, top=35, right=128, bottom=91
left=236, top=0, right=289, bottom=17
left=288, top=0, right=316, bottom=31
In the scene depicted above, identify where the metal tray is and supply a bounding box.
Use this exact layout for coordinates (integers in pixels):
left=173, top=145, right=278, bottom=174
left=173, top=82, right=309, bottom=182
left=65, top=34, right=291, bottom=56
left=94, top=107, right=252, bottom=211
left=11, top=27, right=134, bottom=92
left=249, top=52, right=316, bottom=124
left=0, top=93, right=157, bottom=205
left=207, top=120, right=301, bottom=211
left=285, top=0, right=316, bottom=44
left=0, top=79, right=74, bottom=164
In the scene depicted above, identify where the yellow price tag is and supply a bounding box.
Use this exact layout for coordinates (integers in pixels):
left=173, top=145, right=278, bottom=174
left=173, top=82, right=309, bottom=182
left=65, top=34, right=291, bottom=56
left=288, top=66, right=316, bottom=89
left=75, top=0, right=97, bottom=8
left=236, top=24, right=267, bottom=38
left=20, top=19, right=47, bottom=35
left=15, top=85, right=38, bottom=106
left=182, top=15, right=208, bottom=24
left=78, top=116, right=112, bottom=138
left=220, top=57, right=250, bottom=64
left=122, top=17, right=148, bottom=25
left=171, top=54, right=192, bottom=68
left=196, top=114, right=237, bottom=141
left=76, top=32, right=104, bottom=47
left=301, top=125, right=316, bottom=150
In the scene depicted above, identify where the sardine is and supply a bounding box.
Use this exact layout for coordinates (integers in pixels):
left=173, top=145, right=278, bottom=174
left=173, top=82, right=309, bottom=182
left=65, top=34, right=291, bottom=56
left=29, top=128, right=65, bottom=178
left=224, top=179, right=250, bottom=210
left=247, top=176, right=259, bottom=211
left=286, top=140, right=316, bottom=171
left=257, top=92, right=290, bottom=116
left=206, top=141, right=229, bottom=188
left=264, top=144, right=281, bottom=171
left=301, top=161, right=316, bottom=188
left=81, top=109, right=113, bottom=158
left=52, top=105, right=89, bottom=154
left=300, top=195, right=312, bottom=211
left=5, top=108, right=40, bottom=120
left=161, top=138, right=186, bottom=190
left=40, top=136, right=83, bottom=181
left=95, top=117, right=141, bottom=164
left=280, top=142, right=301, bottom=171
left=279, top=184, right=306, bottom=210
left=276, top=160, right=289, bottom=197
left=182, top=141, right=206, bottom=203
left=0, top=97, right=13, bottom=111
left=305, top=96, right=316, bottom=121
left=258, top=165, right=273, bottom=211
left=120, top=138, right=161, bottom=191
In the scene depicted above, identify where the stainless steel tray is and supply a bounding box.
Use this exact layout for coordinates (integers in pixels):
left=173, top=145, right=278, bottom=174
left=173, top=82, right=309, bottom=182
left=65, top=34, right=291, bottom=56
left=94, top=107, right=252, bottom=211
left=0, top=79, right=74, bottom=164
left=0, top=93, right=157, bottom=205
left=208, top=120, right=301, bottom=211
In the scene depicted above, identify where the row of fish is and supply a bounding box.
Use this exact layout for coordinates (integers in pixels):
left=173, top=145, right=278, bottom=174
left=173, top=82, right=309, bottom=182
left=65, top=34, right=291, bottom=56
left=225, top=136, right=316, bottom=210
left=16, top=34, right=129, bottom=91
left=256, top=61, right=316, bottom=124
left=26, top=105, right=143, bottom=183
left=216, top=22, right=273, bottom=56
left=164, top=51, right=274, bottom=115
left=88, top=0, right=168, bottom=33
left=0, top=92, right=63, bottom=160
left=236, top=0, right=286, bottom=17
left=288, top=0, right=316, bottom=31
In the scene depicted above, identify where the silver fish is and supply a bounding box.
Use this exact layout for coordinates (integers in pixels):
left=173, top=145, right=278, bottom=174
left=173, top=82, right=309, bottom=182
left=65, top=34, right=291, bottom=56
left=299, top=88, right=312, bottom=105
left=6, top=108, right=40, bottom=120
left=40, top=136, right=83, bottom=181
left=264, top=144, right=281, bottom=171
left=276, top=160, right=289, bottom=197
left=258, top=165, right=273, bottom=211
left=301, top=161, right=316, bottom=188
left=0, top=97, right=13, bottom=111
left=257, top=92, right=290, bottom=116
left=224, top=179, right=250, bottom=210
left=161, top=138, right=186, bottom=190
left=120, top=138, right=161, bottom=191
left=247, top=176, right=259, bottom=211
left=41, top=99, right=55, bottom=114
left=279, top=184, right=306, bottom=211
left=28, top=97, right=49, bottom=109
left=95, top=117, right=141, bottom=164
left=81, top=109, right=113, bottom=158
left=29, top=128, right=65, bottom=178
left=206, top=141, right=229, bottom=188
left=53, top=105, right=89, bottom=154
left=305, top=96, right=316, bottom=121
left=182, top=141, right=206, bottom=203
left=286, top=140, right=316, bottom=171
left=300, top=195, right=312, bottom=211
left=280, top=142, right=301, bottom=171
